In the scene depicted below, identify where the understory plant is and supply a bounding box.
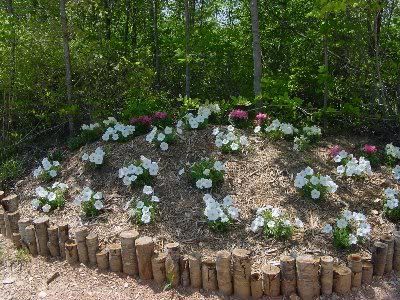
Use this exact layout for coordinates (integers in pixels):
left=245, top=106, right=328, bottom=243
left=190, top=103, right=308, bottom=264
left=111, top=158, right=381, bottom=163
left=293, top=125, right=322, bottom=151
left=33, top=158, right=61, bottom=181
left=385, top=143, right=400, bottom=167
left=102, top=123, right=136, bottom=142
left=203, top=194, right=239, bottom=232
left=393, top=165, right=400, bottom=181
left=256, top=119, right=297, bottom=140
left=334, top=151, right=372, bottom=177
left=190, top=159, right=226, bottom=190
left=126, top=185, right=160, bottom=224
left=145, top=124, right=182, bottom=151
left=322, top=210, right=371, bottom=249
left=183, top=104, right=220, bottom=129
left=360, top=144, right=380, bottom=167
left=250, top=206, right=303, bottom=240
left=81, top=147, right=106, bottom=168
left=213, top=126, right=249, bottom=153
left=68, top=122, right=103, bottom=150
left=0, top=158, right=23, bottom=186
left=228, top=109, right=248, bottom=128
left=294, top=167, right=338, bottom=201
left=32, top=182, right=68, bottom=213
left=118, top=156, right=159, bottom=187
left=383, top=188, right=400, bottom=222
left=73, top=187, right=104, bottom=218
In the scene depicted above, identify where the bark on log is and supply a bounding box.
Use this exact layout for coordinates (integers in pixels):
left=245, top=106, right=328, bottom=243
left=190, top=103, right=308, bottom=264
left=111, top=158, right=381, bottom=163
left=152, top=252, right=167, bottom=284
left=381, top=234, right=394, bottom=273
left=12, top=232, right=21, bottom=248
left=86, top=233, right=99, bottom=266
left=0, top=207, right=5, bottom=235
left=33, top=216, right=49, bottom=256
left=362, top=261, right=373, bottom=285
left=65, top=239, right=78, bottom=265
left=75, top=226, right=89, bottom=264
left=58, top=223, right=69, bottom=259
left=96, top=248, right=109, bottom=271
left=232, top=248, right=251, bottom=299
left=333, top=264, right=352, bottom=295
left=180, top=254, right=190, bottom=287
left=262, top=264, right=281, bottom=297
left=188, top=252, right=202, bottom=289
left=47, top=226, right=60, bottom=257
left=7, top=210, right=20, bottom=235
left=109, top=243, right=123, bottom=273
left=347, top=254, right=362, bottom=288
left=296, top=255, right=320, bottom=300
left=165, top=242, right=180, bottom=287
left=135, top=236, right=154, bottom=280
left=320, top=255, right=333, bottom=295
left=372, top=241, right=388, bottom=277
left=2, top=194, right=18, bottom=212
left=120, top=230, right=139, bottom=276
left=4, top=211, right=12, bottom=238
left=216, top=250, right=232, bottom=296
left=280, top=255, right=296, bottom=296
left=25, top=225, right=38, bottom=256
left=18, top=218, right=31, bottom=247
left=201, top=256, right=218, bottom=291
left=394, top=231, right=400, bottom=272
left=250, top=271, right=263, bottom=299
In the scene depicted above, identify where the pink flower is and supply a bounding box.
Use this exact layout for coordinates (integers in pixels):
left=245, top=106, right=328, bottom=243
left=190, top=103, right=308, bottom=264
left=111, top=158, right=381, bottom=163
left=130, top=115, right=152, bottom=126
left=153, top=111, right=168, bottom=120
left=363, top=144, right=377, bottom=154
left=254, top=112, right=270, bottom=125
left=329, top=145, right=342, bottom=157
left=229, top=109, right=248, bottom=120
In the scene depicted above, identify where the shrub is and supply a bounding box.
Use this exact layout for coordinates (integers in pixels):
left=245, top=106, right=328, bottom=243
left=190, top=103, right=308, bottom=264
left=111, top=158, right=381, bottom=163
left=31, top=183, right=68, bottom=213
left=203, top=194, right=239, bottom=233
left=33, top=158, right=61, bottom=182
left=250, top=206, right=303, bottom=240
left=118, top=156, right=159, bottom=187
left=213, top=126, right=249, bottom=153
left=190, top=158, right=225, bottom=190
left=0, top=159, right=23, bottom=185
left=360, top=144, right=380, bottom=167
left=383, top=188, right=400, bottom=222
left=228, top=109, right=249, bottom=128
left=294, top=167, right=338, bottom=201
left=292, top=125, right=322, bottom=152
left=73, top=187, right=104, bottom=218
left=126, top=185, right=159, bottom=225
left=322, top=210, right=371, bottom=249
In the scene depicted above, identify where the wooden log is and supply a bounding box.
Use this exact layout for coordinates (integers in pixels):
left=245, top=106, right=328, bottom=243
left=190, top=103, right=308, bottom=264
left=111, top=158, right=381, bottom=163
left=4, top=211, right=12, bottom=238
left=381, top=234, right=395, bottom=273
left=180, top=255, right=190, bottom=287
left=0, top=207, right=6, bottom=235
left=65, top=239, right=79, bottom=265
left=362, top=261, right=373, bottom=285
left=333, top=264, right=352, bottom=294
left=25, top=225, right=38, bottom=256
left=296, top=255, right=320, bottom=300
left=8, top=210, right=20, bottom=235
left=58, top=223, right=69, bottom=259
left=165, top=242, right=181, bottom=287
left=152, top=252, right=167, bottom=284
left=188, top=252, right=202, bottom=289
left=262, top=264, right=281, bottom=297
left=394, top=231, right=400, bottom=272
left=372, top=241, right=388, bottom=277
left=33, top=216, right=49, bottom=256
left=135, top=236, right=154, bottom=280
left=216, top=250, right=232, bottom=296
left=96, top=248, right=109, bottom=271
left=280, top=255, right=296, bottom=296
left=12, top=232, right=22, bottom=249
left=250, top=271, right=263, bottom=299
left=347, top=254, right=362, bottom=288
left=120, top=230, right=139, bottom=276
left=109, top=243, right=122, bottom=273
left=47, top=226, right=60, bottom=257
left=18, top=218, right=32, bottom=247
left=2, top=194, right=19, bottom=212
left=0, top=191, right=4, bottom=201
left=320, top=255, right=333, bottom=295
left=75, top=226, right=89, bottom=264
left=86, top=233, right=99, bottom=266
left=232, top=248, right=251, bottom=299
left=201, top=256, right=218, bottom=291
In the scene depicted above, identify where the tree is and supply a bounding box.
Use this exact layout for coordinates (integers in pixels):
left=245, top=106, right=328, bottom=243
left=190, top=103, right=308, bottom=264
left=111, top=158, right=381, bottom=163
left=250, top=0, right=262, bottom=97
left=184, top=0, right=190, bottom=98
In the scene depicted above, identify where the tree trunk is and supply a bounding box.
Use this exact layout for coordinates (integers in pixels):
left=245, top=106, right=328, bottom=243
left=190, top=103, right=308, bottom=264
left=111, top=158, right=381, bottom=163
left=60, top=0, right=74, bottom=133
left=323, top=29, right=328, bottom=127
left=184, top=0, right=190, bottom=98
left=373, top=1, right=385, bottom=110
left=104, top=0, right=111, bottom=40
left=250, top=0, right=262, bottom=97
left=131, top=0, right=138, bottom=51
left=151, top=0, right=160, bottom=90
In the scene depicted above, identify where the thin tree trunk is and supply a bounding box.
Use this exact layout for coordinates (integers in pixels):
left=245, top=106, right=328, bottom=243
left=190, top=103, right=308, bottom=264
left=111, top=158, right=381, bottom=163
left=373, top=2, right=385, bottom=111
left=104, top=0, right=111, bottom=40
left=131, top=0, right=138, bottom=52
left=152, top=0, right=160, bottom=90
left=60, top=0, right=74, bottom=133
left=323, top=30, right=328, bottom=127
left=184, top=0, right=190, bottom=98
left=250, top=0, right=262, bottom=97
left=124, top=0, right=131, bottom=44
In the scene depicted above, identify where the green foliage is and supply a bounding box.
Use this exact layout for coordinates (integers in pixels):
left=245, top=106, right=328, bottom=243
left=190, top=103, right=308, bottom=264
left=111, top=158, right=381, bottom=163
left=190, top=159, right=225, bottom=188
left=333, top=227, right=351, bottom=249
left=0, top=159, right=23, bottom=186
left=68, top=128, right=102, bottom=150
left=208, top=218, right=232, bottom=233
left=81, top=198, right=102, bottom=218
left=261, top=210, right=293, bottom=240
left=15, top=248, right=31, bottom=263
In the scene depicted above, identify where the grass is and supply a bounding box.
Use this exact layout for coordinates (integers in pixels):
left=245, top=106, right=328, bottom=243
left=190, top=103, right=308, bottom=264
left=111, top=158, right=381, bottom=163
left=15, top=248, right=31, bottom=263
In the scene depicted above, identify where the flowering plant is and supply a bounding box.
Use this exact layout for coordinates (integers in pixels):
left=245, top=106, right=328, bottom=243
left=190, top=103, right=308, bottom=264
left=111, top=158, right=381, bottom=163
left=250, top=206, right=303, bottom=240
left=322, top=210, right=371, bottom=249
left=254, top=112, right=270, bottom=126
left=203, top=194, right=239, bottom=232
left=334, top=151, right=372, bottom=177
left=81, top=123, right=101, bottom=131
left=385, top=143, right=400, bottom=166
left=130, top=115, right=153, bottom=134
left=393, top=165, right=400, bottom=181
left=33, top=158, right=61, bottom=181
left=81, top=147, right=106, bottom=167
left=255, top=119, right=297, bottom=140
left=294, top=167, right=338, bottom=201
left=213, top=126, right=249, bottom=153
left=190, top=159, right=226, bottom=190
left=102, top=123, right=136, bottom=142
left=73, top=187, right=104, bottom=218
left=183, top=104, right=220, bottom=129
left=228, top=109, right=248, bottom=128
left=383, top=188, right=400, bottom=222
left=302, top=125, right=322, bottom=142
left=361, top=144, right=380, bottom=167
left=126, top=186, right=160, bottom=225
left=118, top=156, right=159, bottom=187
left=102, top=117, right=118, bottom=127
left=145, top=124, right=182, bottom=151
left=31, top=182, right=68, bottom=213
left=328, top=145, right=342, bottom=158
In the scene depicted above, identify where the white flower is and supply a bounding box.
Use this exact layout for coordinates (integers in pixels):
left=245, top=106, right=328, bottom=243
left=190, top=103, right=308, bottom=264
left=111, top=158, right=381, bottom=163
left=136, top=201, right=144, bottom=209
left=311, top=189, right=320, bottom=199
left=47, top=192, right=56, bottom=201
left=178, top=168, right=185, bottom=176
left=336, top=218, right=348, bottom=229
left=251, top=216, right=264, bottom=232
left=160, top=142, right=169, bottom=151
left=227, top=206, right=239, bottom=220
left=157, top=133, right=165, bottom=141
left=141, top=213, right=151, bottom=224
left=93, top=192, right=103, bottom=200
left=322, top=224, right=332, bottom=234
left=143, top=185, right=153, bottom=195
left=36, top=186, right=48, bottom=198
left=213, top=161, right=225, bottom=171
left=271, top=207, right=281, bottom=218
left=230, top=143, right=239, bottom=151
left=349, top=234, right=357, bottom=245
left=31, top=199, right=40, bottom=210
left=49, top=170, right=57, bottom=178
left=227, top=125, right=234, bottom=132
left=222, top=195, right=233, bottom=207
left=304, top=167, right=314, bottom=176
left=151, top=196, right=160, bottom=202
left=94, top=200, right=104, bottom=210
left=42, top=204, right=51, bottom=213
left=310, top=176, right=319, bottom=185
left=254, top=126, right=261, bottom=133
left=393, top=165, right=400, bottom=181
left=267, top=220, right=276, bottom=228
left=203, top=169, right=211, bottom=176
left=212, top=128, right=220, bottom=135
left=294, top=218, right=304, bottom=228
left=336, top=165, right=345, bottom=174
left=164, top=127, right=173, bottom=134
left=82, top=153, right=89, bottom=161
left=342, top=210, right=353, bottom=221
left=239, top=136, right=248, bottom=146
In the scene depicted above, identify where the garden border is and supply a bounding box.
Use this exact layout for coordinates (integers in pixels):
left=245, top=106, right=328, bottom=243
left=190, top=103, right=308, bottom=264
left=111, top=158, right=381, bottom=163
left=1, top=192, right=400, bottom=299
